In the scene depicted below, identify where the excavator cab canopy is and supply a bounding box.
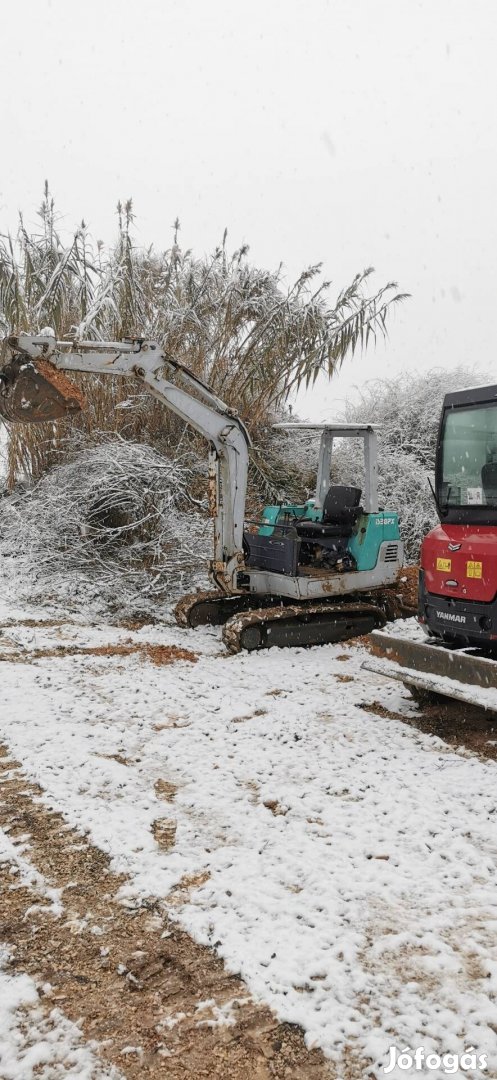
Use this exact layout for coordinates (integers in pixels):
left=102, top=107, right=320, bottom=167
left=273, top=421, right=380, bottom=514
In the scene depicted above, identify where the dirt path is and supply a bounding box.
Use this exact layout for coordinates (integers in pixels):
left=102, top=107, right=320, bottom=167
left=0, top=746, right=337, bottom=1080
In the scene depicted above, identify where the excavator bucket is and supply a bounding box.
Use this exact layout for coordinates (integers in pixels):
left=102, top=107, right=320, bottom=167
left=363, top=630, right=497, bottom=713
left=0, top=355, right=84, bottom=424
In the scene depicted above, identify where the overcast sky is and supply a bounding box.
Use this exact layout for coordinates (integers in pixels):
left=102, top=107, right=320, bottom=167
left=2, top=0, right=496, bottom=418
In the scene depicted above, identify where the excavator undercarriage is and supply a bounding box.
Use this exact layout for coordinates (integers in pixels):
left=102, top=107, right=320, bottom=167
left=175, top=587, right=409, bottom=653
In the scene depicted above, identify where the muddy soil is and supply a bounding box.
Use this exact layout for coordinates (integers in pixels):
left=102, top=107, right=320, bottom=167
left=0, top=641, right=197, bottom=666
left=395, top=565, right=418, bottom=610
left=360, top=698, right=497, bottom=763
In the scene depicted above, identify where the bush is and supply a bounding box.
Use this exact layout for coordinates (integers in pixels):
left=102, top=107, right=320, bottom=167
left=331, top=367, right=490, bottom=562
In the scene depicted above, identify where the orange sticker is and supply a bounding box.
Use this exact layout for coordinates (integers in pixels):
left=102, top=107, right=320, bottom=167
left=436, top=557, right=451, bottom=572
left=466, top=561, right=482, bottom=579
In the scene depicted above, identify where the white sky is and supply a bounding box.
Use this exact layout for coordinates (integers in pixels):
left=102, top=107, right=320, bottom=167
left=1, top=0, right=496, bottom=418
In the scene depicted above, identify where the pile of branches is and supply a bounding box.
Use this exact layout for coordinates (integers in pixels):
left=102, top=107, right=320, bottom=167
left=0, top=436, right=211, bottom=611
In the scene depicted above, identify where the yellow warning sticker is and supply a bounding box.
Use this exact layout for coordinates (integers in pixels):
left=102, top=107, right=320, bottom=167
left=466, top=560, right=482, bottom=579
left=436, top=557, right=451, bottom=572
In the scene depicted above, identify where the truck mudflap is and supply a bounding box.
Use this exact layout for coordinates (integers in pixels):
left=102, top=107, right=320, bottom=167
left=362, top=631, right=497, bottom=712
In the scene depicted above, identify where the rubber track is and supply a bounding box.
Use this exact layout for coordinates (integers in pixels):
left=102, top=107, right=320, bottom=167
left=174, top=590, right=225, bottom=628
left=222, top=601, right=386, bottom=654
left=174, top=589, right=288, bottom=629
left=174, top=585, right=409, bottom=635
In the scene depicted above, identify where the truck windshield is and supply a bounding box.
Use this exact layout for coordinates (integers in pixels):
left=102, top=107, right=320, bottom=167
left=441, top=403, right=497, bottom=508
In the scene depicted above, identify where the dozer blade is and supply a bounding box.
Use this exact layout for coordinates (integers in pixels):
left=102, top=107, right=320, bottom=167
left=363, top=630, right=497, bottom=712
left=0, top=355, right=84, bottom=423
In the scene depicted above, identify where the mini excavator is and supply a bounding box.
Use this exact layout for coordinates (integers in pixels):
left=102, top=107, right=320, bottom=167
left=0, top=332, right=405, bottom=652
left=364, top=383, right=497, bottom=710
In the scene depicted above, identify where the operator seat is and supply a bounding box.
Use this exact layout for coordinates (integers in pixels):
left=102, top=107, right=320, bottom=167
left=296, top=485, right=363, bottom=539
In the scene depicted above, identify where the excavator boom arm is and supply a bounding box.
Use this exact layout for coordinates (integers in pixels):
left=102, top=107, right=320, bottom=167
left=0, top=333, right=250, bottom=592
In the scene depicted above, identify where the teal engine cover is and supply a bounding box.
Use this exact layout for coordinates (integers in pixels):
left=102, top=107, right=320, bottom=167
left=257, top=503, right=400, bottom=574
left=348, top=511, right=400, bottom=571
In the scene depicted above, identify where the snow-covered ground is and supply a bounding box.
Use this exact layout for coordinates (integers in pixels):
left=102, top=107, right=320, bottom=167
left=1, top=567, right=497, bottom=1079
left=0, top=967, right=119, bottom=1080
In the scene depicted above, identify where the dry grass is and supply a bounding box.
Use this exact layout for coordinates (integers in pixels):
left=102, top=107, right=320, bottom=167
left=2, top=186, right=405, bottom=485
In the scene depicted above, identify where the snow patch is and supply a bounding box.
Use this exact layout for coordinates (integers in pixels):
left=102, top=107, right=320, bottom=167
left=0, top=582, right=496, bottom=1076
